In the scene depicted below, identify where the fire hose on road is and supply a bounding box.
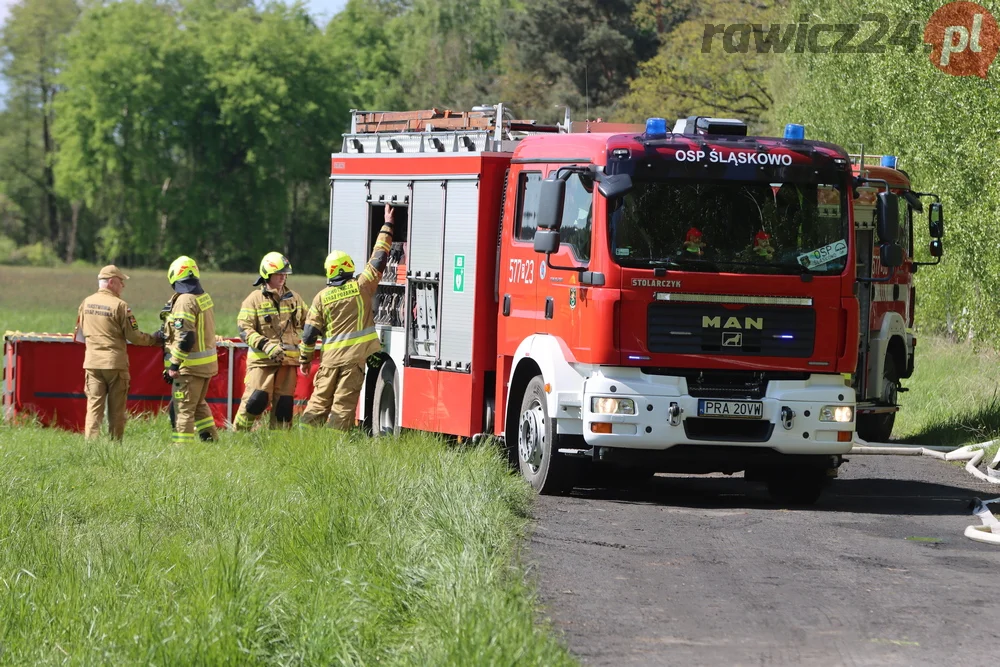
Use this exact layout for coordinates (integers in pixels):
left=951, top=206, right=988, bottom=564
left=850, top=437, right=1000, bottom=545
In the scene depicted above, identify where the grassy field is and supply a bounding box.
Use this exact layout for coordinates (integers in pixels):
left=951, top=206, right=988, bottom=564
left=0, top=421, right=575, bottom=665
left=894, top=337, right=1000, bottom=458
left=1, top=264, right=576, bottom=664
left=0, top=265, right=332, bottom=338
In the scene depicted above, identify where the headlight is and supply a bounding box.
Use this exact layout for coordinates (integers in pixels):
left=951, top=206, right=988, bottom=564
left=591, top=397, right=636, bottom=415
left=819, top=405, right=854, bottom=423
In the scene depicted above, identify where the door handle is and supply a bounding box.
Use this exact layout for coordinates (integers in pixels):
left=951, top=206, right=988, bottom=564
left=503, top=294, right=511, bottom=317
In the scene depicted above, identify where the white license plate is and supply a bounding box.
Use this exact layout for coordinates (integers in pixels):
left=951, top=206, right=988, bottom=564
left=697, top=399, right=763, bottom=419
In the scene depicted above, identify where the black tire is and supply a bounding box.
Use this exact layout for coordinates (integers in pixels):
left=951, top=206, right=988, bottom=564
left=371, top=362, right=400, bottom=437
left=511, top=376, right=577, bottom=495
left=766, top=467, right=827, bottom=505
left=857, top=354, right=898, bottom=443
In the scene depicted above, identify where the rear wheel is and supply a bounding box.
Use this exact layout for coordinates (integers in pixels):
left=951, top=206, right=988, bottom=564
left=371, top=362, right=400, bottom=437
left=857, top=355, right=898, bottom=443
left=513, top=376, right=577, bottom=495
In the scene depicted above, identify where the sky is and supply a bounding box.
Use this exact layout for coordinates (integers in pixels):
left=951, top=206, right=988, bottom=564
left=0, top=0, right=349, bottom=27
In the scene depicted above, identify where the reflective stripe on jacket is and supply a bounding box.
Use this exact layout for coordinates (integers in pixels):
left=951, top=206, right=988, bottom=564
left=301, top=222, right=393, bottom=367
left=165, top=292, right=218, bottom=377
left=237, top=286, right=306, bottom=367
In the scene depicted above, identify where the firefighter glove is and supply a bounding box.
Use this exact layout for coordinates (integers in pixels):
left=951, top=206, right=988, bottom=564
left=264, top=341, right=285, bottom=363
left=366, top=353, right=385, bottom=371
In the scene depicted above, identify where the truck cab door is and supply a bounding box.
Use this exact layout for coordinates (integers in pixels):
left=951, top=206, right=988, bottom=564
left=498, top=169, right=544, bottom=353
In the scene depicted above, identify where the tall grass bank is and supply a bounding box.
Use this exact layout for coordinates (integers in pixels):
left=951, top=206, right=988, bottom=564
left=0, top=420, right=574, bottom=665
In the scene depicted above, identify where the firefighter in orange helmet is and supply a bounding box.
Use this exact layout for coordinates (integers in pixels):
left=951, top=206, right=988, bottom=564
left=163, top=256, right=219, bottom=444
left=298, top=204, right=395, bottom=429
left=233, top=252, right=307, bottom=430
left=75, top=265, right=163, bottom=440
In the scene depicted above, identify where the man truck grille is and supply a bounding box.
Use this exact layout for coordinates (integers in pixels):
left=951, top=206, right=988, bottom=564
left=646, top=303, right=815, bottom=358
left=641, top=369, right=810, bottom=399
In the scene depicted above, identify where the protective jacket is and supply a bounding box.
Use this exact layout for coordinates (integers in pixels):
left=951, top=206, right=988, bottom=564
left=164, top=292, right=218, bottom=377
left=301, top=221, right=393, bottom=367
left=238, top=286, right=306, bottom=368
left=76, top=289, right=159, bottom=369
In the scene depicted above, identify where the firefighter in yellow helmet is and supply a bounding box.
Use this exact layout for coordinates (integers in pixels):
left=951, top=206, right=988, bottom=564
left=163, top=256, right=219, bottom=444
left=233, top=252, right=306, bottom=430
left=299, top=204, right=395, bottom=429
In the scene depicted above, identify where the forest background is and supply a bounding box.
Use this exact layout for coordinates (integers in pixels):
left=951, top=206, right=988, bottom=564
left=0, top=0, right=992, bottom=341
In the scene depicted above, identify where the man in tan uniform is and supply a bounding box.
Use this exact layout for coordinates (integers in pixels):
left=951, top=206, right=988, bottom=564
left=75, top=265, right=162, bottom=440
left=299, top=204, right=395, bottom=429
left=163, top=255, right=219, bottom=444
left=233, top=251, right=306, bottom=430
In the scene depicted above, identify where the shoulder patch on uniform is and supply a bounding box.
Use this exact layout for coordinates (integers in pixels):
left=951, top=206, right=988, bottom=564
left=174, top=319, right=184, bottom=329
left=128, top=314, right=138, bottom=330
left=196, top=294, right=214, bottom=310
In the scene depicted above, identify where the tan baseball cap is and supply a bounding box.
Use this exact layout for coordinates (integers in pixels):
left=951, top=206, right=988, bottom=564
left=98, top=265, right=130, bottom=280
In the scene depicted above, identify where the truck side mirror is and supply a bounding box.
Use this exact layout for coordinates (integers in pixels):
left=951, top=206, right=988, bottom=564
left=929, top=238, right=943, bottom=258
left=876, top=192, right=899, bottom=243
left=880, top=242, right=903, bottom=268
left=537, top=178, right=565, bottom=230
left=598, top=173, right=633, bottom=199
left=928, top=202, right=944, bottom=238
left=533, top=229, right=561, bottom=254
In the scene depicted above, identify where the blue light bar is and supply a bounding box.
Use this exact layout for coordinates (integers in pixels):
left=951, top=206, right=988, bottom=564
left=783, top=123, right=805, bottom=142
left=645, top=117, right=667, bottom=139
left=880, top=155, right=898, bottom=168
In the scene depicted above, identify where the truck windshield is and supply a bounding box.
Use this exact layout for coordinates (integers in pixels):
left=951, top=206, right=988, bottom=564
left=609, top=179, right=849, bottom=275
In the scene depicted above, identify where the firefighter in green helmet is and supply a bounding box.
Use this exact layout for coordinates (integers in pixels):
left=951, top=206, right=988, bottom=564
left=233, top=251, right=307, bottom=430
left=163, top=255, right=219, bottom=444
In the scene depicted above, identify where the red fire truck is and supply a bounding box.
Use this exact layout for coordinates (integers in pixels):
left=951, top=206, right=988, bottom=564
left=327, top=105, right=941, bottom=503
left=850, top=155, right=944, bottom=443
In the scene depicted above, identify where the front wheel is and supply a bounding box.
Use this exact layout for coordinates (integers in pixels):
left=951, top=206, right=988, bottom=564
left=856, top=355, right=898, bottom=443
left=512, top=376, right=577, bottom=495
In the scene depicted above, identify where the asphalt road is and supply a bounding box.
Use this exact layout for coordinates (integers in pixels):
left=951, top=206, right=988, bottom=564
left=528, top=454, right=1000, bottom=666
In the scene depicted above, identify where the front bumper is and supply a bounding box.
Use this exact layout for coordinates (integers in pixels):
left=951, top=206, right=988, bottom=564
left=575, top=369, right=854, bottom=455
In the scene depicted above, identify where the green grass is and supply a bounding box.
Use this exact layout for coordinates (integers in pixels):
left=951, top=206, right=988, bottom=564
left=895, top=336, right=1000, bottom=452
left=0, top=418, right=575, bottom=665
left=1, top=265, right=332, bottom=338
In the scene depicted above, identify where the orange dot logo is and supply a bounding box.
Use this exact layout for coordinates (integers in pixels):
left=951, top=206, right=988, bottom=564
left=924, top=1, right=1000, bottom=78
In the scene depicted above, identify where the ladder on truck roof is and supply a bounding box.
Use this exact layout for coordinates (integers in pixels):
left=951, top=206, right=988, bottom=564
left=341, top=102, right=568, bottom=154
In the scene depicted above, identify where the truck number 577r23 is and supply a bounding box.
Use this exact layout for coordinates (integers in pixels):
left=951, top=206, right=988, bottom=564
left=508, top=258, right=535, bottom=285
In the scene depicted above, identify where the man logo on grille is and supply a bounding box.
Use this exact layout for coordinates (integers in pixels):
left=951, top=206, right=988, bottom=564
left=722, top=332, right=743, bottom=347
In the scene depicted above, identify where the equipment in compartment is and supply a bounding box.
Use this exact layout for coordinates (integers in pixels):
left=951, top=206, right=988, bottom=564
left=373, top=288, right=405, bottom=328
left=409, top=281, right=438, bottom=359
left=381, top=242, right=406, bottom=285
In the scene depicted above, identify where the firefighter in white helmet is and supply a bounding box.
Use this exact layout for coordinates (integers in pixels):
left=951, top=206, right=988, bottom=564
left=233, top=251, right=307, bottom=430
left=299, top=204, right=395, bottom=429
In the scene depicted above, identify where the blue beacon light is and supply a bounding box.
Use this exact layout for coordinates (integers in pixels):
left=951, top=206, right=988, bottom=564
left=645, top=117, right=667, bottom=139
left=880, top=155, right=898, bottom=168
left=783, top=123, right=805, bottom=142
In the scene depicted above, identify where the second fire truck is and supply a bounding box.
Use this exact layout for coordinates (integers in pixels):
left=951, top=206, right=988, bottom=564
left=326, top=105, right=944, bottom=503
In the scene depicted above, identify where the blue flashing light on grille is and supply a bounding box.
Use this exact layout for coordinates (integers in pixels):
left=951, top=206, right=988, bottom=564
left=880, top=155, right=898, bottom=168
left=783, top=123, right=805, bottom=142
left=645, top=117, right=667, bottom=139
